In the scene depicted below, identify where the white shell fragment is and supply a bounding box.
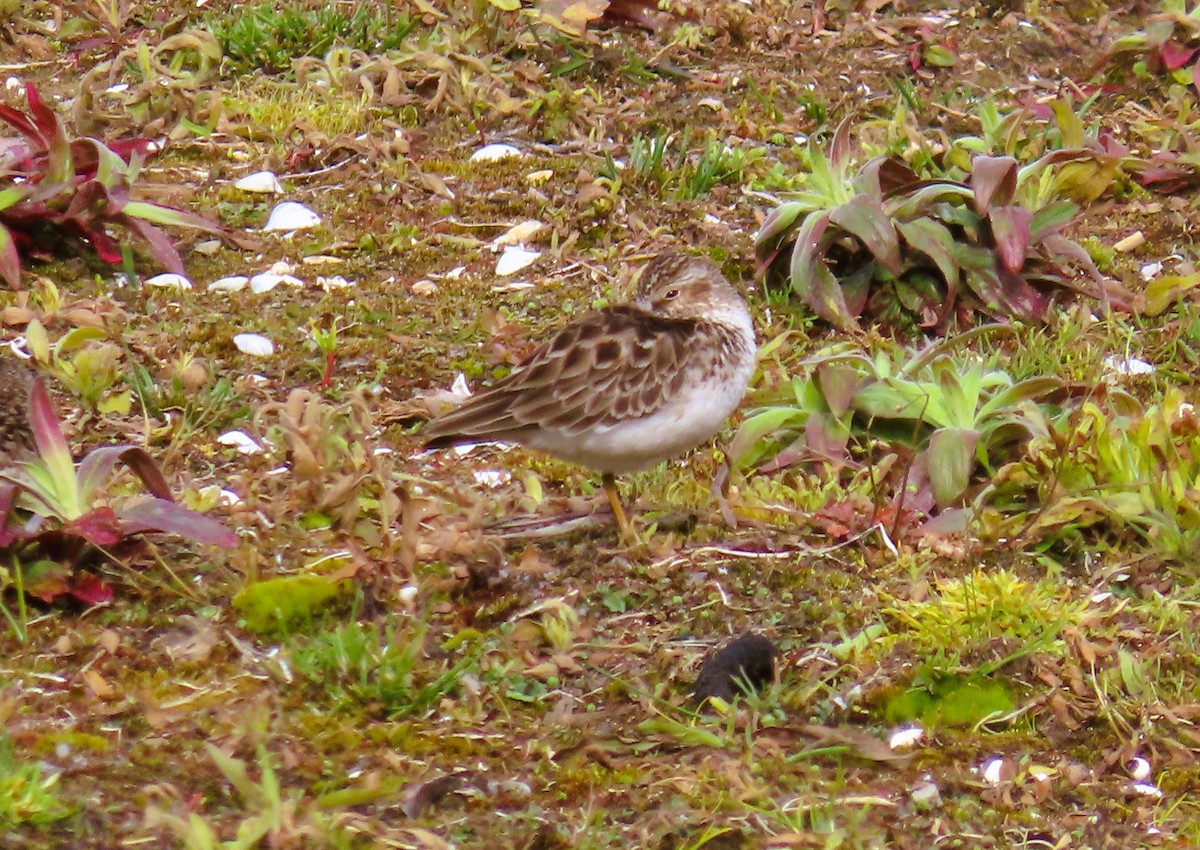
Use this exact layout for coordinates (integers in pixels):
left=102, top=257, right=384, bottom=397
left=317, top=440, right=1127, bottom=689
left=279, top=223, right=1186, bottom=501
left=888, top=726, right=924, bottom=750
left=1103, top=355, right=1155, bottom=376
left=1128, top=757, right=1151, bottom=781
left=910, top=782, right=941, bottom=809
left=250, top=272, right=305, bottom=294
left=318, top=275, right=353, bottom=291
left=263, top=201, right=320, bottom=232
left=495, top=245, right=540, bottom=276
left=1114, top=231, right=1145, bottom=253
left=208, top=275, right=249, bottom=292
left=1140, top=261, right=1163, bottom=281
left=217, top=431, right=263, bottom=455
left=450, top=372, right=472, bottom=399
left=981, top=757, right=1006, bottom=785
left=217, top=488, right=244, bottom=506
left=234, top=170, right=284, bottom=193
left=473, top=469, right=512, bottom=488
left=411, top=280, right=437, bottom=296
left=232, top=333, right=275, bottom=356
left=492, top=220, right=543, bottom=248
left=145, top=272, right=192, bottom=290
left=1132, top=782, right=1163, bottom=799
left=471, top=143, right=521, bottom=162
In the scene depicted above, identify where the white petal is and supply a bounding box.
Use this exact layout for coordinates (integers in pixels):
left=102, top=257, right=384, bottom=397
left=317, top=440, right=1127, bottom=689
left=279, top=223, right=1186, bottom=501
left=263, top=201, right=320, bottom=231
left=208, top=275, right=249, bottom=292
left=234, top=170, right=283, bottom=193
left=233, top=333, right=275, bottom=356
left=470, top=143, right=521, bottom=162
left=495, top=245, right=540, bottom=276
left=146, top=272, right=192, bottom=290
left=217, top=430, right=263, bottom=454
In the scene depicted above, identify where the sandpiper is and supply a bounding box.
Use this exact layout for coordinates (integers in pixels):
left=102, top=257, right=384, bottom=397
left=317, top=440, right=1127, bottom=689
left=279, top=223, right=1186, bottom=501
left=423, top=251, right=757, bottom=540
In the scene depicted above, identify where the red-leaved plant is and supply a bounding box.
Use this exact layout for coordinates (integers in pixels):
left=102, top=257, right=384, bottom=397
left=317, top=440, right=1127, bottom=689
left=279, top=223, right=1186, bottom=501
left=0, top=82, right=222, bottom=289
left=0, top=378, right=238, bottom=604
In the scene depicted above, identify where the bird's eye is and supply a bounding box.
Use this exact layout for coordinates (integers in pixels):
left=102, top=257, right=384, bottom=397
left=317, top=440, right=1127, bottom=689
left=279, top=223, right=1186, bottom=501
left=664, top=288, right=680, bottom=300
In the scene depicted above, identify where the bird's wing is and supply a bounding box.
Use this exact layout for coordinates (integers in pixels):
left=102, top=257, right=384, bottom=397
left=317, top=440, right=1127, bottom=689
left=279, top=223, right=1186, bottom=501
left=422, top=306, right=696, bottom=446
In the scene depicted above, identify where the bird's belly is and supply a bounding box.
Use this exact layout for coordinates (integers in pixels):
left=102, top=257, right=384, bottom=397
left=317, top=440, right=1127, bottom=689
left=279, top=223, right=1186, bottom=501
left=523, top=360, right=754, bottom=474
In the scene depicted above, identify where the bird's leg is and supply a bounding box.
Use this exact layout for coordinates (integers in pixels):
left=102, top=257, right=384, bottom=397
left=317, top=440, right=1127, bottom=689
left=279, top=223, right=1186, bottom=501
left=711, top=445, right=738, bottom=529
left=602, top=473, right=635, bottom=542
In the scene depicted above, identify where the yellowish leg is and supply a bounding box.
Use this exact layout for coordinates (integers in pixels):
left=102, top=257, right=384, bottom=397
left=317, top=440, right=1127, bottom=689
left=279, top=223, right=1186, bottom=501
left=602, top=473, right=635, bottom=542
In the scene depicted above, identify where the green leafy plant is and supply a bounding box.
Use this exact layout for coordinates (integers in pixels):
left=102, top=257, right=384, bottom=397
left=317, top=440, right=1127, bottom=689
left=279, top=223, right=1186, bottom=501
left=0, top=733, right=69, bottom=827
left=0, top=378, right=238, bottom=604
left=735, top=329, right=1063, bottom=510
left=629, top=130, right=764, bottom=200
left=209, top=2, right=418, bottom=74
left=981, top=388, right=1200, bottom=561
left=0, top=82, right=222, bottom=289
left=290, top=619, right=471, bottom=718
left=23, top=319, right=130, bottom=413
left=754, top=120, right=1133, bottom=330
left=150, top=744, right=292, bottom=850
left=1091, top=0, right=1200, bottom=87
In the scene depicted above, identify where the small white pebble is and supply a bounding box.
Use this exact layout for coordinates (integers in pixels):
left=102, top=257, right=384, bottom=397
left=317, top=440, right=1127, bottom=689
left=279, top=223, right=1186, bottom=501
left=411, top=280, right=438, bottom=296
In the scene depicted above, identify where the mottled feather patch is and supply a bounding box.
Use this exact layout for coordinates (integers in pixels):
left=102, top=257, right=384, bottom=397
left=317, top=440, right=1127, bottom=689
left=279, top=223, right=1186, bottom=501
left=595, top=339, right=621, bottom=365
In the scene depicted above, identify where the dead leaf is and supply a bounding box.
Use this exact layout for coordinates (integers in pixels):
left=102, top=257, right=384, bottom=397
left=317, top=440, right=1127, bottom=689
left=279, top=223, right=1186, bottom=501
left=83, top=668, right=115, bottom=700
left=796, top=724, right=913, bottom=766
